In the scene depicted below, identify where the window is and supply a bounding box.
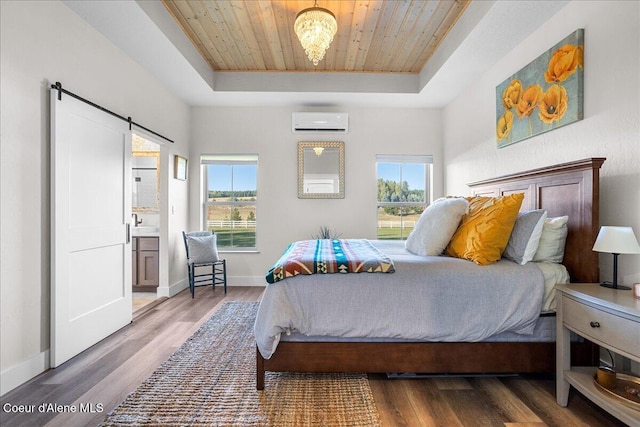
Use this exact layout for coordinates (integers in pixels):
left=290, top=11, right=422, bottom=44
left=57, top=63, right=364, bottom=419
left=376, top=155, right=432, bottom=240
left=202, top=154, right=258, bottom=250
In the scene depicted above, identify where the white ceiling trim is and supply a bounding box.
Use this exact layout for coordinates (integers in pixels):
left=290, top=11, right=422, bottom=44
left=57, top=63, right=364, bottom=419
left=213, top=71, right=419, bottom=93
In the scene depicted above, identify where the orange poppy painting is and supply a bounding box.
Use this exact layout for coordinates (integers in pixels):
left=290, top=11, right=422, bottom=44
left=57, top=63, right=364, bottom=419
left=496, top=29, right=584, bottom=148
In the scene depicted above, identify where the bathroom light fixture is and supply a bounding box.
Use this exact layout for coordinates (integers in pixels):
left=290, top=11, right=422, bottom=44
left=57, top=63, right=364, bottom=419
left=294, top=1, right=337, bottom=66
left=313, top=146, right=324, bottom=156
left=592, top=226, right=640, bottom=290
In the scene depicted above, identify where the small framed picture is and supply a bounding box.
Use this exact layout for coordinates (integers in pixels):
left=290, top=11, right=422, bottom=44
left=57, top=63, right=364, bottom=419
left=174, top=155, right=187, bottom=181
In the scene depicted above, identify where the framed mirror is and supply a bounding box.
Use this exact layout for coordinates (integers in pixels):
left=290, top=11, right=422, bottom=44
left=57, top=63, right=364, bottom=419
left=298, top=141, right=345, bottom=199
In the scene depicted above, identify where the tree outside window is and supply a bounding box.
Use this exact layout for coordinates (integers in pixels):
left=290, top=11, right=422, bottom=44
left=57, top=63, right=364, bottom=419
left=376, top=155, right=432, bottom=240
left=202, top=155, right=258, bottom=249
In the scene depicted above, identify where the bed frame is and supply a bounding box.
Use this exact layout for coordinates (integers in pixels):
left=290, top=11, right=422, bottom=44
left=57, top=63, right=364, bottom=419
left=257, top=158, right=605, bottom=389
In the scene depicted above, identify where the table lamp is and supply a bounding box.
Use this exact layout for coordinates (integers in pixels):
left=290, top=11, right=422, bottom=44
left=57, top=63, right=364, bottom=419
left=592, top=226, right=640, bottom=290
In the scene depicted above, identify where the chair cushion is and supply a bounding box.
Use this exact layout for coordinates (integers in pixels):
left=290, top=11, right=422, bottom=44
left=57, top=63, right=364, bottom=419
left=187, top=234, right=220, bottom=263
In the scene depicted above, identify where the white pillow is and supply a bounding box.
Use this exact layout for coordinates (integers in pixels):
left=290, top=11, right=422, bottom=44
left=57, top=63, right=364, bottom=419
left=187, top=234, right=220, bottom=263
left=532, top=216, right=569, bottom=263
left=503, top=210, right=548, bottom=265
left=405, top=197, right=469, bottom=256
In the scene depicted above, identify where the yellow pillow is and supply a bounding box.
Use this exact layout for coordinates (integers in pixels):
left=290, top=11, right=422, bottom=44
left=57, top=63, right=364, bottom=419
left=446, top=193, right=524, bottom=265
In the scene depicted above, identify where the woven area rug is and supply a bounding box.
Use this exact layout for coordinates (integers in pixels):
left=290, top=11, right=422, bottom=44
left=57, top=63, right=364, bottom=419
left=100, top=301, right=381, bottom=426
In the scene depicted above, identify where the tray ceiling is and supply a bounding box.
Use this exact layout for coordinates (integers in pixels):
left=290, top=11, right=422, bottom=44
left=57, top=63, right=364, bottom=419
left=63, top=0, right=570, bottom=107
left=162, top=0, right=470, bottom=73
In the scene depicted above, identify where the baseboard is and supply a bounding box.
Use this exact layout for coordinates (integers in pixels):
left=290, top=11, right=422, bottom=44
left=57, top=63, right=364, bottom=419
left=0, top=350, right=49, bottom=397
left=157, top=278, right=188, bottom=298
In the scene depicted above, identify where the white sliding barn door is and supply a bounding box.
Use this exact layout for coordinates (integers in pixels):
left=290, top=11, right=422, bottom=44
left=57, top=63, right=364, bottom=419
left=50, top=90, right=132, bottom=367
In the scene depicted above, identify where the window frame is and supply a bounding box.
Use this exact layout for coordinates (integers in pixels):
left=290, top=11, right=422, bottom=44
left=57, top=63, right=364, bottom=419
left=201, top=154, right=258, bottom=252
left=376, top=155, right=433, bottom=240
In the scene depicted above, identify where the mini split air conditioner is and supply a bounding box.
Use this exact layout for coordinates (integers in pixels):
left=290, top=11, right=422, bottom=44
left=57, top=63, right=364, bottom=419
left=292, top=112, right=348, bottom=133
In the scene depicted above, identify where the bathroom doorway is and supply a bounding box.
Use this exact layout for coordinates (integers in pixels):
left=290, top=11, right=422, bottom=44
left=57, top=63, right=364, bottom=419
left=131, top=134, right=162, bottom=313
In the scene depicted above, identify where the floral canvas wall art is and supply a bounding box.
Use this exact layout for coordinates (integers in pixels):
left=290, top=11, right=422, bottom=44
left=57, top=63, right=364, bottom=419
left=496, top=29, right=584, bottom=148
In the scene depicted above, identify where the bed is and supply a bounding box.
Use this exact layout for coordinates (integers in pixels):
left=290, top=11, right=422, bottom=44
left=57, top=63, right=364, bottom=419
left=255, top=158, right=605, bottom=390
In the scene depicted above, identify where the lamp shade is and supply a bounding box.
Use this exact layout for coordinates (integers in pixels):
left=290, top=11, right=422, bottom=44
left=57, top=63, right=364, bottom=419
left=592, top=226, right=640, bottom=254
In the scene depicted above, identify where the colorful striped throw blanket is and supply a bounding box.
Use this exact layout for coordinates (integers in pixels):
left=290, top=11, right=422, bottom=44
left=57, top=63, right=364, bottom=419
left=265, top=239, right=395, bottom=284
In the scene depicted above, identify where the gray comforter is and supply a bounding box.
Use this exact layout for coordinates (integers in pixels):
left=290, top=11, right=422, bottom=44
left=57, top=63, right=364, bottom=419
left=254, top=240, right=545, bottom=359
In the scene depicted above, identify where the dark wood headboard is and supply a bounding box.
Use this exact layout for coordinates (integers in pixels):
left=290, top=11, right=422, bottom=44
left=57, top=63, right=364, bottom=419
left=468, top=158, right=605, bottom=283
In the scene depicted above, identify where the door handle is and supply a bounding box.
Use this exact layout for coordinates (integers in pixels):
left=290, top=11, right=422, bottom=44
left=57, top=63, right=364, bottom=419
left=126, top=223, right=131, bottom=244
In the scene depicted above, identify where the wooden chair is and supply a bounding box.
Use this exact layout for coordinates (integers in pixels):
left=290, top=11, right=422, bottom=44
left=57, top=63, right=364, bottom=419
left=182, top=231, right=227, bottom=298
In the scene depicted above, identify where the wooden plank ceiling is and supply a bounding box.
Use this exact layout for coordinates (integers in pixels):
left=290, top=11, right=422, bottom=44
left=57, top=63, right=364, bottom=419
left=162, top=0, right=470, bottom=73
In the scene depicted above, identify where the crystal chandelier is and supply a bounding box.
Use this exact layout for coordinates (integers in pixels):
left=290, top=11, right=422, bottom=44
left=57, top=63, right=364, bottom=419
left=294, top=1, right=337, bottom=66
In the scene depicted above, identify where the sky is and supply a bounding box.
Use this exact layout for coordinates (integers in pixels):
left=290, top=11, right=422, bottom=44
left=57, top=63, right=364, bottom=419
left=208, top=165, right=257, bottom=191
left=377, top=162, right=426, bottom=191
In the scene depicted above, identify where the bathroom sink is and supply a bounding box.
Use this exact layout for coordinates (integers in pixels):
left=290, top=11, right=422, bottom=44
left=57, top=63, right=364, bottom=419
left=131, top=226, right=159, bottom=236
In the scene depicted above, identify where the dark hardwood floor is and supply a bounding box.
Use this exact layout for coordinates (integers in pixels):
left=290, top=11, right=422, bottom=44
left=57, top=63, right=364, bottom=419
left=0, top=286, right=625, bottom=426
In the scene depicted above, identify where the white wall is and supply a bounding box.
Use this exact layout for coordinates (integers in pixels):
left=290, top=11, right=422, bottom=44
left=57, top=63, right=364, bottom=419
left=4, top=0, right=636, bottom=396
left=190, top=107, right=443, bottom=283
left=0, top=1, right=191, bottom=394
left=443, top=0, right=640, bottom=285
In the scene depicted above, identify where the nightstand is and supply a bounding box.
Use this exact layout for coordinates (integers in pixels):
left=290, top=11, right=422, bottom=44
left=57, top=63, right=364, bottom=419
left=556, top=283, right=640, bottom=426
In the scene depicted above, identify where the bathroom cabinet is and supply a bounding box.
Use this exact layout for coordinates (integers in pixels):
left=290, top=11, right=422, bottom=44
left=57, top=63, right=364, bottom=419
left=132, top=236, right=159, bottom=290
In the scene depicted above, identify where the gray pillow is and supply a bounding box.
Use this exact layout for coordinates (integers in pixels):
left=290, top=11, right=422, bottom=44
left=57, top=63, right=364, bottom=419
left=187, top=234, right=220, bottom=263
left=503, top=210, right=547, bottom=265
